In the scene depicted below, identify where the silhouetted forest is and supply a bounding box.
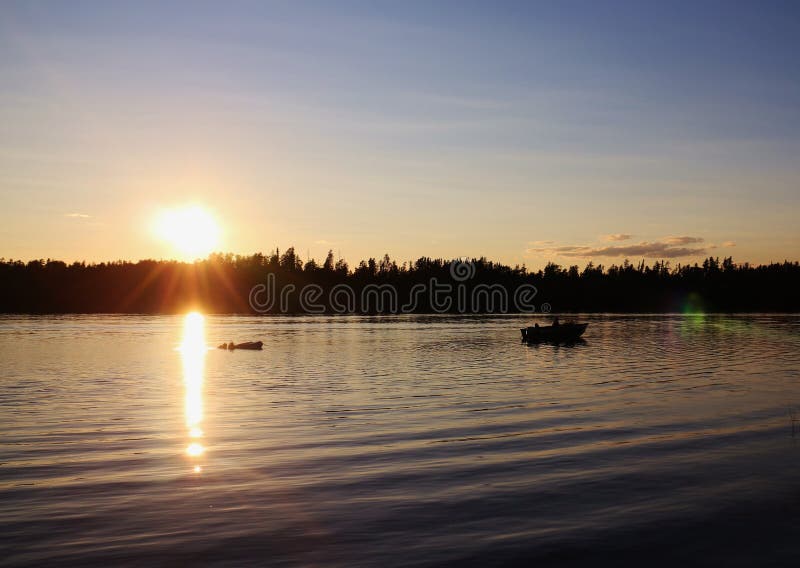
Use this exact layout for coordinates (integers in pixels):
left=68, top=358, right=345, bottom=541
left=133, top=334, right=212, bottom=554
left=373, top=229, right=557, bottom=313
left=1, top=249, right=798, bottom=313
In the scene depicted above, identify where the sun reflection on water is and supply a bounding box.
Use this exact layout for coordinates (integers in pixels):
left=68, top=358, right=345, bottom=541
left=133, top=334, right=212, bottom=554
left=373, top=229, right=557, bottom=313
left=180, top=311, right=207, bottom=473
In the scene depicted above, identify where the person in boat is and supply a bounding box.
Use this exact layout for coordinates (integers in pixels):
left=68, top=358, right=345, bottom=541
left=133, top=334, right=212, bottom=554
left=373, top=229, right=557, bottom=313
left=222, top=340, right=264, bottom=350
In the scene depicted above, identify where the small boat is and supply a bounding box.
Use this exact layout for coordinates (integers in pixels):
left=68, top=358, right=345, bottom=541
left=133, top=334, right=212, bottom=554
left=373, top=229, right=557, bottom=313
left=218, top=341, right=264, bottom=350
left=520, top=323, right=587, bottom=343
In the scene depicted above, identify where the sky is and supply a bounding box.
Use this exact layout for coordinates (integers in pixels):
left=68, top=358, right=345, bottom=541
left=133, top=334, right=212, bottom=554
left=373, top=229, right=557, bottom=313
left=1, top=0, right=799, bottom=268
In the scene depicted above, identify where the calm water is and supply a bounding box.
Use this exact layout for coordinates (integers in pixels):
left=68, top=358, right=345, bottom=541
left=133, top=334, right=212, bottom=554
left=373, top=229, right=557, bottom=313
left=2, top=314, right=800, bottom=566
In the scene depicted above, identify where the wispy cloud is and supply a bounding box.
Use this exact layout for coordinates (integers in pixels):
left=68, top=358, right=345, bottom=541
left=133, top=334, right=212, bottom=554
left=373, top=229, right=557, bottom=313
left=65, top=213, right=91, bottom=218
left=603, top=233, right=632, bottom=242
left=723, top=241, right=736, bottom=247
left=664, top=236, right=704, bottom=245
left=527, top=238, right=707, bottom=259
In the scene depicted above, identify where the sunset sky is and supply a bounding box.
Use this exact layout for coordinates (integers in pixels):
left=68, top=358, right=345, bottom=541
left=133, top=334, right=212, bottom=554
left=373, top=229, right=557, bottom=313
left=1, top=1, right=799, bottom=268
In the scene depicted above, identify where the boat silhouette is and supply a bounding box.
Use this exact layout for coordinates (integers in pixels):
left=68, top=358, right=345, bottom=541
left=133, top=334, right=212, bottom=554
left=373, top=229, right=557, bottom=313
left=218, top=341, right=263, bottom=350
left=520, top=322, right=587, bottom=343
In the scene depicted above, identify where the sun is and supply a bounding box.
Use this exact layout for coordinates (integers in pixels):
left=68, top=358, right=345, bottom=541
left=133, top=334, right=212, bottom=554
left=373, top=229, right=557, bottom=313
left=153, top=206, right=221, bottom=260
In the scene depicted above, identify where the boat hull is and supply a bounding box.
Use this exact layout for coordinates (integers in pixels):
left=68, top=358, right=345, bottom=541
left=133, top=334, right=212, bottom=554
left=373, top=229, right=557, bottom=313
left=234, top=341, right=263, bottom=350
left=520, top=323, right=587, bottom=343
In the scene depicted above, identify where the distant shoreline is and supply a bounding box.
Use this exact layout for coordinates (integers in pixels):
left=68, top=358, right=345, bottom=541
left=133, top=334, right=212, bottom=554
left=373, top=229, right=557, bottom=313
left=2, top=252, right=798, bottom=314
left=1, top=312, right=798, bottom=317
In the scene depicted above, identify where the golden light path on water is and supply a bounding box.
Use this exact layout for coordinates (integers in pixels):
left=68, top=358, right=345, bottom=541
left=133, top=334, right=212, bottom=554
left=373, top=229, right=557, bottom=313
left=179, top=312, right=207, bottom=473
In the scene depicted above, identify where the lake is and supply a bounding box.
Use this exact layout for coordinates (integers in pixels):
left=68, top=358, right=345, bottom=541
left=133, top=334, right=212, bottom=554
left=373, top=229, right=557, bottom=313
left=1, top=314, right=800, bottom=566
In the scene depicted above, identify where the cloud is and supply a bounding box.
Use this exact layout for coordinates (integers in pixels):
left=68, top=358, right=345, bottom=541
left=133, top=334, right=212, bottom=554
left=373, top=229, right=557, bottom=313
left=722, top=241, right=736, bottom=247
left=528, top=240, right=555, bottom=246
left=664, top=236, right=704, bottom=245
left=65, top=213, right=90, bottom=218
left=527, top=240, right=707, bottom=259
left=603, top=233, right=632, bottom=242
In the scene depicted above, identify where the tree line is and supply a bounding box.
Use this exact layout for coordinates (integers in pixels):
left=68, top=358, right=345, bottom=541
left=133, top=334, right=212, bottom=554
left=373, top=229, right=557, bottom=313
left=0, top=248, right=798, bottom=313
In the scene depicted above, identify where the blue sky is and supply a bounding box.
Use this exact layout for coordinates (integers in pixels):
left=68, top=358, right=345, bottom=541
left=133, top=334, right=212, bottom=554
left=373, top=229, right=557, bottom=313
left=1, top=0, right=799, bottom=266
